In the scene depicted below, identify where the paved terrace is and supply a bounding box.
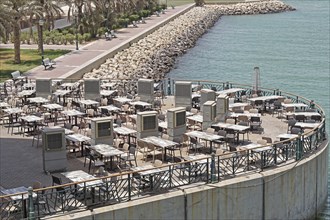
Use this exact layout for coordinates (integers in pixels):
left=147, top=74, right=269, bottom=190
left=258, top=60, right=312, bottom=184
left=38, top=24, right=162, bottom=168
left=0, top=79, right=326, bottom=219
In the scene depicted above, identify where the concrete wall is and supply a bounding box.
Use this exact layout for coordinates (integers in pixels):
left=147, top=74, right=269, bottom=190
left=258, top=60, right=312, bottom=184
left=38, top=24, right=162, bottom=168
left=61, top=4, right=195, bottom=80
left=51, top=140, right=328, bottom=220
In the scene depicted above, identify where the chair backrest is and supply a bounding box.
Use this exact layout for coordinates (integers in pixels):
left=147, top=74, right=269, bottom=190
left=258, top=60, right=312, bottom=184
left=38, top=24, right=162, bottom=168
left=72, top=126, right=79, bottom=133
left=11, top=71, right=21, bottom=79
left=206, top=127, right=215, bottom=134
left=244, top=105, right=253, bottom=111
left=217, top=130, right=226, bottom=137
left=238, top=121, right=249, bottom=127
left=274, top=100, right=282, bottom=108
left=154, top=159, right=163, bottom=167
left=32, top=181, right=42, bottom=189
left=215, top=148, right=224, bottom=155
left=295, top=115, right=305, bottom=122
left=257, top=139, right=268, bottom=145
left=87, top=109, right=94, bottom=117
left=226, top=118, right=235, bottom=125
left=147, top=142, right=156, bottom=150
left=237, top=115, right=249, bottom=122
left=262, top=136, right=272, bottom=143
left=283, top=99, right=292, bottom=104
left=285, top=107, right=295, bottom=113
left=162, top=134, right=170, bottom=140
left=191, top=108, right=199, bottom=114
left=291, top=127, right=302, bottom=134
left=86, top=129, right=92, bottom=137
left=51, top=175, right=62, bottom=186
left=122, top=143, right=130, bottom=152
left=287, top=119, right=297, bottom=127
left=254, top=100, right=263, bottom=106
left=129, top=146, right=136, bottom=155
left=249, top=108, right=259, bottom=114
left=250, top=116, right=261, bottom=123
left=183, top=134, right=189, bottom=143
left=311, top=115, right=322, bottom=122
left=43, top=58, right=50, bottom=65
left=64, top=123, right=72, bottom=129
left=101, top=98, right=108, bottom=106
left=173, top=136, right=182, bottom=144
left=158, top=114, right=165, bottom=121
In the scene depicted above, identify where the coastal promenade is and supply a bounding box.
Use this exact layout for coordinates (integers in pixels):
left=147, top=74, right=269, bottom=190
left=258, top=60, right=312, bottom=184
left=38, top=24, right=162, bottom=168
left=12, top=4, right=194, bottom=80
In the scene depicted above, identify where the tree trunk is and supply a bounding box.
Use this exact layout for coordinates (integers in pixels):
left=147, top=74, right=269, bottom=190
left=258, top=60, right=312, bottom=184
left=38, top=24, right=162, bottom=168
left=37, top=25, right=41, bottom=52
left=13, top=21, right=21, bottom=64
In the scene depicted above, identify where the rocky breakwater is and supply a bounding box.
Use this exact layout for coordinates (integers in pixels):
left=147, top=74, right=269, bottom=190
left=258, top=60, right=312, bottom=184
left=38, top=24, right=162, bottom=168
left=216, top=0, right=295, bottom=15
left=83, top=1, right=295, bottom=83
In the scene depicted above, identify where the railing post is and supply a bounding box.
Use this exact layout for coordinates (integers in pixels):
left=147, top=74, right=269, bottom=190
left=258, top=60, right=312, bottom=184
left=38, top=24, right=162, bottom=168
left=211, top=153, right=216, bottom=183
left=28, top=186, right=35, bottom=220
left=128, top=173, right=131, bottom=201
left=296, top=132, right=303, bottom=160
left=167, top=78, right=170, bottom=95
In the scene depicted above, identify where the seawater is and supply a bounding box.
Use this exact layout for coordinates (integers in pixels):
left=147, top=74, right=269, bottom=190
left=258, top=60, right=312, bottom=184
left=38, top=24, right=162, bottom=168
left=168, top=0, right=330, bottom=217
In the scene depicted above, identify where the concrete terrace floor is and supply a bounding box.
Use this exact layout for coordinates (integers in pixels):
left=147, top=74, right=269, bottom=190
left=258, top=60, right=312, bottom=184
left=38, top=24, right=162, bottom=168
left=0, top=96, right=289, bottom=189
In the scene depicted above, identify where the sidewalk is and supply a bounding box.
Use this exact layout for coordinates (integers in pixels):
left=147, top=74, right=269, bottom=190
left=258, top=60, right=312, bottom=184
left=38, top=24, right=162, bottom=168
left=10, top=4, right=194, bottom=80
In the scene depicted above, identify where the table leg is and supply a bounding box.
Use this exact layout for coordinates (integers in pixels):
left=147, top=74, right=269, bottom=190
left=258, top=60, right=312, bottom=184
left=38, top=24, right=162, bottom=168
left=22, top=199, right=27, bottom=218
left=81, top=142, right=85, bottom=157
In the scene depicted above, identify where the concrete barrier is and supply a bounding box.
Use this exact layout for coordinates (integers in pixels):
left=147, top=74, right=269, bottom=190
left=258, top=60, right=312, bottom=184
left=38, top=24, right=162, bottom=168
left=50, top=140, right=328, bottom=220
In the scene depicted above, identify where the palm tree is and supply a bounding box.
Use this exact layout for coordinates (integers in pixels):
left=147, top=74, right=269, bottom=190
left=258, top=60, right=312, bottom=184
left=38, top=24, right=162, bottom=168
left=28, top=0, right=64, bottom=52
left=40, top=0, right=64, bottom=31
left=2, top=0, right=32, bottom=64
left=0, top=2, right=12, bottom=42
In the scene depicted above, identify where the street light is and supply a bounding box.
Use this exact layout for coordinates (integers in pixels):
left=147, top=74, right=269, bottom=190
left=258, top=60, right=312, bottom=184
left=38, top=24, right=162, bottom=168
left=74, top=11, right=79, bottom=50
left=105, top=1, right=110, bottom=31
left=38, top=19, right=44, bottom=59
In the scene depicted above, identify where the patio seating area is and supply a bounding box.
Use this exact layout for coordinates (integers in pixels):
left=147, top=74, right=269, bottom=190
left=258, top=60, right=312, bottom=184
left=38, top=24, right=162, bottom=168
left=0, top=78, right=326, bottom=219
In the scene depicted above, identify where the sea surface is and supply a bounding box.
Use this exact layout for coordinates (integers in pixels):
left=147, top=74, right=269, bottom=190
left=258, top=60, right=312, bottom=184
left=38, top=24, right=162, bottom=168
left=168, top=0, right=330, bottom=217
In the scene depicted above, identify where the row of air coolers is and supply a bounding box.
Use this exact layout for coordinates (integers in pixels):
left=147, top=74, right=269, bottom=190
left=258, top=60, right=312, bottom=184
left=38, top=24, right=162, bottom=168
left=174, top=81, right=229, bottom=114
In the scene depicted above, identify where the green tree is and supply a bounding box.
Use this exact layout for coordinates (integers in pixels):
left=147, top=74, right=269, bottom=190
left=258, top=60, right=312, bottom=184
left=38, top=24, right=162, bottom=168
left=0, top=1, right=12, bottom=42
left=2, top=0, right=32, bottom=64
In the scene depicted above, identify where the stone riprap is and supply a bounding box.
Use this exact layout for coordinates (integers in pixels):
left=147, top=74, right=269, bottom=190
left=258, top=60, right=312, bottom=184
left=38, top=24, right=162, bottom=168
left=83, top=1, right=295, bottom=83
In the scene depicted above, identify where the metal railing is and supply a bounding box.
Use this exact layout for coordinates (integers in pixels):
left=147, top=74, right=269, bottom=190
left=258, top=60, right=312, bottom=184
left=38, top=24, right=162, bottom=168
left=0, top=79, right=327, bottom=219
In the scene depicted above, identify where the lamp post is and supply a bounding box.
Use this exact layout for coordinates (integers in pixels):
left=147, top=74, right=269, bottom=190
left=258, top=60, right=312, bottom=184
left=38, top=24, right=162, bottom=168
left=105, top=1, right=110, bottom=31
left=39, top=19, right=44, bottom=60
left=74, top=11, right=79, bottom=50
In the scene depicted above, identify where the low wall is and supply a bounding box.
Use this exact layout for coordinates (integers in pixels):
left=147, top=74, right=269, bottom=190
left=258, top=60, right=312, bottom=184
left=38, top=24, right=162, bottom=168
left=51, top=139, right=328, bottom=220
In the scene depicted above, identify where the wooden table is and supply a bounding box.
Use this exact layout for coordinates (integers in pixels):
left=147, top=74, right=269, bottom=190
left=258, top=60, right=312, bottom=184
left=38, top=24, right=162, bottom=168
left=89, top=144, right=125, bottom=170
left=130, top=164, right=169, bottom=190
left=141, top=136, right=179, bottom=161
left=185, top=130, right=223, bottom=153
left=66, top=133, right=91, bottom=157
left=62, top=109, right=85, bottom=125
left=61, top=170, right=103, bottom=203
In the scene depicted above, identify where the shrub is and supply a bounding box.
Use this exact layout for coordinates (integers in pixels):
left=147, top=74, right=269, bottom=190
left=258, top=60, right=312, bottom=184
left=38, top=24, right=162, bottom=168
left=66, top=34, right=75, bottom=44
left=129, top=14, right=140, bottom=23
left=78, top=34, right=84, bottom=44
left=98, top=27, right=107, bottom=37
left=54, top=35, right=61, bottom=45
left=139, top=9, right=150, bottom=18
left=45, top=36, right=51, bottom=45
left=83, top=33, right=91, bottom=42
left=62, top=30, right=69, bottom=35
left=44, top=30, right=51, bottom=37
left=161, top=4, right=167, bottom=10
left=118, top=18, right=130, bottom=28
left=112, top=24, right=120, bottom=30
left=61, top=35, right=67, bottom=45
